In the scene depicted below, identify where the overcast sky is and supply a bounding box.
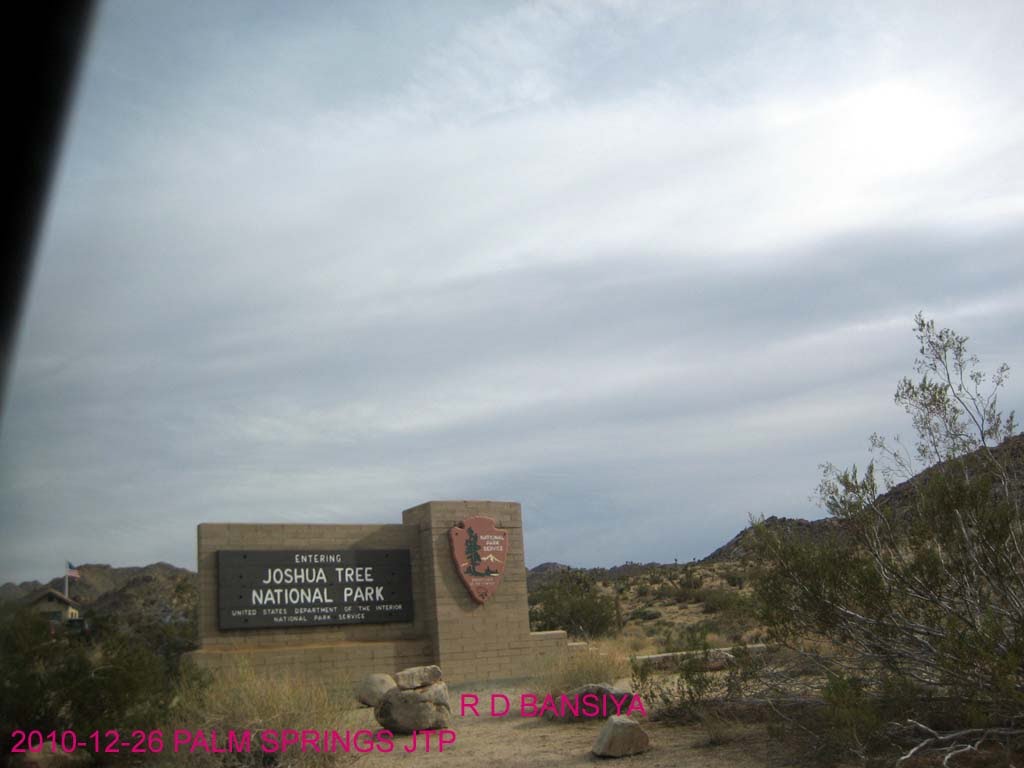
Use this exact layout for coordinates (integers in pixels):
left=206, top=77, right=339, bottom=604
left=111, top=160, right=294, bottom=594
left=2, top=0, right=1023, bottom=583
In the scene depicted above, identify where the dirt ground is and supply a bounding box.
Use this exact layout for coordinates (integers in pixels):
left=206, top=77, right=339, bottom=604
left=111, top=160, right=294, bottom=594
left=348, top=683, right=773, bottom=768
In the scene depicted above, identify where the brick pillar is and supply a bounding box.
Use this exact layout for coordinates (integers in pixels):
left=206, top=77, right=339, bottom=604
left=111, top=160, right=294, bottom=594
left=402, top=500, right=532, bottom=684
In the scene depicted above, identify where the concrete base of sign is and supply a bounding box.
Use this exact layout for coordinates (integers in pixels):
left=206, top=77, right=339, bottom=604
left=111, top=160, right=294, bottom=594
left=186, top=501, right=574, bottom=690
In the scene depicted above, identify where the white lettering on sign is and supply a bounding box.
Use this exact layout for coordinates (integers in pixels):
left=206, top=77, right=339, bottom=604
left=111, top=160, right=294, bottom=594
left=251, top=587, right=335, bottom=605
left=343, top=585, right=385, bottom=602
left=260, top=567, right=328, bottom=585
left=293, top=553, right=345, bottom=564
left=334, top=566, right=374, bottom=582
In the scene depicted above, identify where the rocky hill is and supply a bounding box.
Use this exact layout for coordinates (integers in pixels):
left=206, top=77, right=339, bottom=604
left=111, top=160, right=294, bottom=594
left=525, top=561, right=572, bottom=592
left=700, top=515, right=844, bottom=563
left=1, top=562, right=196, bottom=621
left=90, top=565, right=197, bottom=627
left=702, top=433, right=1024, bottom=563
left=0, top=580, right=43, bottom=603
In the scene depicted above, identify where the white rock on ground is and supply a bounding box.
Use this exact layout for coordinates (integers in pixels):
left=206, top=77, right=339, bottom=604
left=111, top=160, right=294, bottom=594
left=394, top=664, right=443, bottom=689
left=592, top=715, right=651, bottom=758
left=357, top=672, right=397, bottom=707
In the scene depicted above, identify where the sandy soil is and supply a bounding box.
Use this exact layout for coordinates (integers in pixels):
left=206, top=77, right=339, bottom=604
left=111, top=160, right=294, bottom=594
left=349, top=684, right=772, bottom=768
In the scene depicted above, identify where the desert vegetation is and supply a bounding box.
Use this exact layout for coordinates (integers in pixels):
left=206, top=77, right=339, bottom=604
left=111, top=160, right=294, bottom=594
left=531, top=316, right=1024, bottom=766
left=0, top=603, right=355, bottom=767
left=156, top=662, right=355, bottom=768
left=750, top=315, right=1024, bottom=764
left=0, top=600, right=197, bottom=759
left=536, top=644, right=632, bottom=695
left=530, top=560, right=764, bottom=655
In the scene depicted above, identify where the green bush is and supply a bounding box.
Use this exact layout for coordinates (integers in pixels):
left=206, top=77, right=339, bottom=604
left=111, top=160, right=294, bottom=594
left=529, top=569, right=617, bottom=639
left=698, top=588, right=746, bottom=614
left=0, top=604, right=197, bottom=758
left=723, top=571, right=746, bottom=589
left=678, top=569, right=704, bottom=590
left=654, top=583, right=677, bottom=601
left=631, top=641, right=714, bottom=722
left=659, top=624, right=710, bottom=653
left=754, top=315, right=1024, bottom=762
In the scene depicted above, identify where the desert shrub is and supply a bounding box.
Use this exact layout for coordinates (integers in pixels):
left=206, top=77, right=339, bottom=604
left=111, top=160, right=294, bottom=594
left=670, top=585, right=702, bottom=604
left=739, top=627, right=767, bottom=645
left=723, top=570, right=746, bottom=589
left=755, top=315, right=1024, bottom=762
left=538, top=647, right=630, bottom=695
left=763, top=672, right=936, bottom=766
left=678, top=569, right=704, bottom=590
left=631, top=644, right=714, bottom=722
left=87, top=577, right=199, bottom=675
left=529, top=569, right=617, bottom=639
left=628, top=608, right=662, bottom=622
left=655, top=614, right=756, bottom=653
left=0, top=604, right=190, bottom=757
left=659, top=623, right=710, bottom=653
left=698, top=588, right=746, bottom=614
left=633, top=639, right=768, bottom=742
left=654, top=583, right=676, bottom=600
left=818, top=674, right=888, bottom=759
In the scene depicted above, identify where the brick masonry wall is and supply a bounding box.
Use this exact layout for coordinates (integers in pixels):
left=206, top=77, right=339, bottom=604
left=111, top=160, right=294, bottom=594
left=186, top=501, right=572, bottom=688
left=401, top=501, right=567, bottom=684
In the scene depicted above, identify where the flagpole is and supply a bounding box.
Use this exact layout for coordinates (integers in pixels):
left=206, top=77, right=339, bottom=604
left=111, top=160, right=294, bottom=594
left=64, top=572, right=68, bottom=598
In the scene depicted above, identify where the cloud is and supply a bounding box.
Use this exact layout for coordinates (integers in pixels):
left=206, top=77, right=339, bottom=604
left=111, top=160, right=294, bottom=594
left=2, top=0, right=1023, bottom=580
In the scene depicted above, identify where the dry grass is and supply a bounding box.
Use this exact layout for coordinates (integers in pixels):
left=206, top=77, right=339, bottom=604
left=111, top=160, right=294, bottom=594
left=536, top=644, right=632, bottom=694
left=596, top=633, right=658, bottom=664
left=620, top=628, right=654, bottom=654
left=157, top=660, right=357, bottom=768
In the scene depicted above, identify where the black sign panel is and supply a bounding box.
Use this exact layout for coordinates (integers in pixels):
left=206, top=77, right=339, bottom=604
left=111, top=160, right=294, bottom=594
left=217, top=549, right=413, bottom=630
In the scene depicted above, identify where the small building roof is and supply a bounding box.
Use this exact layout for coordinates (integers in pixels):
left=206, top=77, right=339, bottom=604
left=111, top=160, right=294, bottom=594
left=24, top=588, right=81, bottom=609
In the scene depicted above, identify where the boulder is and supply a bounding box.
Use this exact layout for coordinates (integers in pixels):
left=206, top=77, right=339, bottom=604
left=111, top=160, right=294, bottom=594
left=543, top=683, right=633, bottom=722
left=394, top=664, right=443, bottom=689
left=374, top=683, right=451, bottom=734
left=357, top=672, right=397, bottom=707
left=592, top=715, right=650, bottom=758
left=418, top=680, right=451, bottom=705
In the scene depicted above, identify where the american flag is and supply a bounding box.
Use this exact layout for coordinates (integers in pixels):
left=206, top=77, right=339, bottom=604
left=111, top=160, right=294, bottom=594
left=66, top=561, right=80, bottom=580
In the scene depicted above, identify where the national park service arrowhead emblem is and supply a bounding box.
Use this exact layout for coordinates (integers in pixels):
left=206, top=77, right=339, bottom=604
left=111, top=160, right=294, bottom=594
left=449, top=516, right=508, bottom=604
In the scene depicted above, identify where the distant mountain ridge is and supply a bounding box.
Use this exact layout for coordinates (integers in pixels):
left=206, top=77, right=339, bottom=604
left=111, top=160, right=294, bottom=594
left=0, top=562, right=195, bottom=613
left=6, top=435, right=1021, bottom=608
left=705, top=433, right=1024, bottom=562
left=700, top=515, right=842, bottom=563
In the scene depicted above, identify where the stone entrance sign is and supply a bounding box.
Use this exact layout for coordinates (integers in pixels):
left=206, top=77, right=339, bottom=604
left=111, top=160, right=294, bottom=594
left=448, top=516, right=508, bottom=604
left=186, top=501, right=579, bottom=689
left=216, top=549, right=413, bottom=629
